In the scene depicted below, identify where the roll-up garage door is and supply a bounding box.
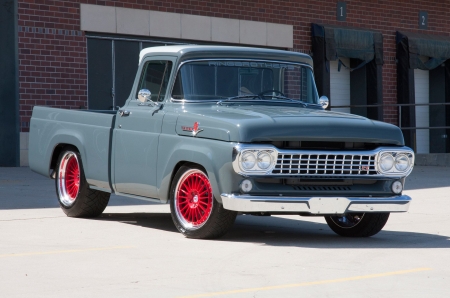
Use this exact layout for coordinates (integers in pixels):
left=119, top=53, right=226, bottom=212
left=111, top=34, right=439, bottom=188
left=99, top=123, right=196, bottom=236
left=311, top=24, right=384, bottom=120
left=396, top=31, right=450, bottom=152
left=330, top=58, right=351, bottom=114
left=414, top=68, right=430, bottom=153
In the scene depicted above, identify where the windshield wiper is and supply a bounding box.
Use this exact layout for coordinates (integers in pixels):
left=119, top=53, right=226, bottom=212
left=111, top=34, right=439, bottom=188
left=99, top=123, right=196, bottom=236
left=270, top=96, right=308, bottom=107
left=256, top=95, right=309, bottom=107
left=226, top=94, right=260, bottom=100
left=216, top=94, right=260, bottom=105
left=217, top=94, right=309, bottom=107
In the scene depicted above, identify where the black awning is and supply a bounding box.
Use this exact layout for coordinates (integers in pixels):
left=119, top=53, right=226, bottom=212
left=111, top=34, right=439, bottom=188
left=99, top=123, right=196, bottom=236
left=311, top=23, right=383, bottom=67
left=397, top=31, right=450, bottom=70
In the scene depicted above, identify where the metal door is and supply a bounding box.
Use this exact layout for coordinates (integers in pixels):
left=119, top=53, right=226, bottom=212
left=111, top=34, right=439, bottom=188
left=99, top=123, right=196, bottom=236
left=330, top=58, right=351, bottom=113
left=414, top=68, right=430, bottom=154
left=113, top=56, right=176, bottom=199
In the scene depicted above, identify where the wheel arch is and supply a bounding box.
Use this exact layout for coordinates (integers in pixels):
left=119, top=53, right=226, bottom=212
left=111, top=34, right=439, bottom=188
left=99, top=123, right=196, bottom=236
left=166, top=161, right=209, bottom=202
left=30, top=131, right=87, bottom=179
left=157, top=137, right=237, bottom=204
left=50, top=143, right=83, bottom=177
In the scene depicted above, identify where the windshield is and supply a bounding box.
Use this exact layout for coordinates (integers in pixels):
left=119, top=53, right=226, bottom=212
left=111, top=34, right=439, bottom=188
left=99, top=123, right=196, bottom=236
left=172, top=60, right=319, bottom=103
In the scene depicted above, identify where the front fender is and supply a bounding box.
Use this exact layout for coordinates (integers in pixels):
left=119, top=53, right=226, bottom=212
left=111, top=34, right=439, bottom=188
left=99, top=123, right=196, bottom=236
left=157, top=135, right=241, bottom=203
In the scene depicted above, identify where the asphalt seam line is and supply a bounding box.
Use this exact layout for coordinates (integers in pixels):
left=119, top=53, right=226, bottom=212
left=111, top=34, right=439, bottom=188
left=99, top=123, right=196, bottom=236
left=177, top=267, right=432, bottom=298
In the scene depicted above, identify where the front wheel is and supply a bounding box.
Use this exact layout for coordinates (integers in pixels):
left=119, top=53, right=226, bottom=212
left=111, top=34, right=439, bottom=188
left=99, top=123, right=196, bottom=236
left=169, top=165, right=237, bottom=239
left=324, top=213, right=390, bottom=237
left=55, top=147, right=110, bottom=217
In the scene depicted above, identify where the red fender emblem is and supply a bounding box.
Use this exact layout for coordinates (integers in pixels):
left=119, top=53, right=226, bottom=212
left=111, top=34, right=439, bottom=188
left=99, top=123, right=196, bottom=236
left=181, top=122, right=204, bottom=136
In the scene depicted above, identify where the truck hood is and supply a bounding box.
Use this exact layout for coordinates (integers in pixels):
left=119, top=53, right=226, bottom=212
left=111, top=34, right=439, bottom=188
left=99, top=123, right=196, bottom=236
left=174, top=103, right=404, bottom=145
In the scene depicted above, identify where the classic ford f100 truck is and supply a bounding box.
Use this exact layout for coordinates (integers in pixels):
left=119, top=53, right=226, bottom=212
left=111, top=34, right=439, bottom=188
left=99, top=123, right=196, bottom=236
left=29, top=45, right=415, bottom=239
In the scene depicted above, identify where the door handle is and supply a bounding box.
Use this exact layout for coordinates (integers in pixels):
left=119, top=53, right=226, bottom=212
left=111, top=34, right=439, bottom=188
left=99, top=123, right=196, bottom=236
left=119, top=110, right=131, bottom=117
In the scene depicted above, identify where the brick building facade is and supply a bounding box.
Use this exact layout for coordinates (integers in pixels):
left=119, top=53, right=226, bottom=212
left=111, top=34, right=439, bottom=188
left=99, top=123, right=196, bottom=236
left=1, top=0, right=449, bottom=166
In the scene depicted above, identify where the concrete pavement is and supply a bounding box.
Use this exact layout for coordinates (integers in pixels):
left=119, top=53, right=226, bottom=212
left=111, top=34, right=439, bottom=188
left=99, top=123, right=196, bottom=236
left=0, top=166, right=449, bottom=297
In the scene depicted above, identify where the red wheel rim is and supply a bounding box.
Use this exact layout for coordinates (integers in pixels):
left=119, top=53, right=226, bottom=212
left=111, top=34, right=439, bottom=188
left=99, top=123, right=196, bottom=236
left=57, top=152, right=81, bottom=207
left=64, top=156, right=80, bottom=199
left=175, top=170, right=213, bottom=228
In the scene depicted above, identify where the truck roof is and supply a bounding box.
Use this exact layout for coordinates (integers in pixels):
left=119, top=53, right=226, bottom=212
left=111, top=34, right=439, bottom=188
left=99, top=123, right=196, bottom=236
left=139, top=45, right=313, bottom=67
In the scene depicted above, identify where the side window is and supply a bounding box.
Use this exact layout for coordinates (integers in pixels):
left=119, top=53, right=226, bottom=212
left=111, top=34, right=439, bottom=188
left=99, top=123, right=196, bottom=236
left=136, top=60, right=173, bottom=102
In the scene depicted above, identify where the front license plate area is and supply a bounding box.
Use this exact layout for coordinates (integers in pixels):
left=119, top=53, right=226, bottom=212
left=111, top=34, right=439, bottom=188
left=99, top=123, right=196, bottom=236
left=309, top=197, right=350, bottom=214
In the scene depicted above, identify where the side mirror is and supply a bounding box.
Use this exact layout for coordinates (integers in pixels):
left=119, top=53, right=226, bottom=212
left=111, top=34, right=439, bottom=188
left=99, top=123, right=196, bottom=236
left=138, top=89, right=151, bottom=103
left=319, top=96, right=329, bottom=109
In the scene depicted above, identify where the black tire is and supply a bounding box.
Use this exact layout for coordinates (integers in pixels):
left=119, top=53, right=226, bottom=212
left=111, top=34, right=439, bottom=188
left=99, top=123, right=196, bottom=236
left=55, top=146, right=110, bottom=218
left=324, top=212, right=390, bottom=237
left=169, top=165, right=237, bottom=239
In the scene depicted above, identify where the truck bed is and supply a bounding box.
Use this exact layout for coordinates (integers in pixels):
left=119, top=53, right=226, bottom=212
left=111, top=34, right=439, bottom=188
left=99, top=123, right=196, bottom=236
left=29, top=106, right=116, bottom=191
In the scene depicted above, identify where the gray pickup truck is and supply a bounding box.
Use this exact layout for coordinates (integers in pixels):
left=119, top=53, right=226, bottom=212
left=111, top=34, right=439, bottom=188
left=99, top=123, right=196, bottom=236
left=29, top=45, right=414, bottom=239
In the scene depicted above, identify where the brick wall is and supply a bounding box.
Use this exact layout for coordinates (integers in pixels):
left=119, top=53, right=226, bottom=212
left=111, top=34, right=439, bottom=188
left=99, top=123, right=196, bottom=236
left=18, top=0, right=450, bottom=131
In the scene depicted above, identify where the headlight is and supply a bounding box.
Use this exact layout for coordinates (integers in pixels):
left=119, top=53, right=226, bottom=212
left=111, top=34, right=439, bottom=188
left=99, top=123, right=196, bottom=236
left=376, top=149, right=414, bottom=176
left=241, top=152, right=256, bottom=170
left=379, top=153, right=394, bottom=171
left=234, top=147, right=277, bottom=174
left=257, top=152, right=272, bottom=169
left=395, top=154, right=410, bottom=171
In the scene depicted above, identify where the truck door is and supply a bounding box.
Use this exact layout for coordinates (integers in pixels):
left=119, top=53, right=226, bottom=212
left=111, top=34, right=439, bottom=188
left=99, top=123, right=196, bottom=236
left=112, top=56, right=175, bottom=199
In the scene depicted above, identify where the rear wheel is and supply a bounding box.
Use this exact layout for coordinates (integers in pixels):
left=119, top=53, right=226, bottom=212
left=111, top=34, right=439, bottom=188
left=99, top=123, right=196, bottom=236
left=324, top=213, right=390, bottom=237
left=169, top=165, right=237, bottom=239
left=55, top=147, right=110, bottom=217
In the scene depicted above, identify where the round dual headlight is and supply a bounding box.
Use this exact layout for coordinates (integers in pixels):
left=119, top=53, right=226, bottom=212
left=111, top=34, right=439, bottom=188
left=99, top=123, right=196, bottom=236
left=378, top=151, right=412, bottom=174
left=257, top=152, right=272, bottom=169
left=240, top=150, right=274, bottom=171
left=241, top=152, right=256, bottom=170
left=379, top=153, right=394, bottom=172
left=394, top=154, right=410, bottom=171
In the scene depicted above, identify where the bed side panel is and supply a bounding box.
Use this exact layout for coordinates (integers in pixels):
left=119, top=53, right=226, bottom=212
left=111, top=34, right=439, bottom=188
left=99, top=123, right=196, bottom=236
left=29, top=107, right=115, bottom=190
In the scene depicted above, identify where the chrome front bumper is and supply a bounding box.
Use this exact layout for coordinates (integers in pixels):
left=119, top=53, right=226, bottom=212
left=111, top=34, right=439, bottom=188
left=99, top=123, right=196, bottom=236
left=220, top=194, right=411, bottom=214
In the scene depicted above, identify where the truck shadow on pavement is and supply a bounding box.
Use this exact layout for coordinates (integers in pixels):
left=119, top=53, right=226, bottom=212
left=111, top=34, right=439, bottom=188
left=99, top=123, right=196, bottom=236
left=99, top=212, right=179, bottom=233
left=223, top=215, right=450, bottom=249
left=97, top=212, right=450, bottom=249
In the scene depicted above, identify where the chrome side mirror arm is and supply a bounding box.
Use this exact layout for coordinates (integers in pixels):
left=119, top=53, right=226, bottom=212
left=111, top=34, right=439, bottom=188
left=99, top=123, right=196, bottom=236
left=137, top=88, right=162, bottom=108
left=138, top=101, right=160, bottom=107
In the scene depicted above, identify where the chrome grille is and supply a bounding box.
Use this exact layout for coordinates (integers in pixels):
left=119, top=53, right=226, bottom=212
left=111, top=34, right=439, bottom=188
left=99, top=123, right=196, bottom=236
left=271, top=153, right=377, bottom=176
